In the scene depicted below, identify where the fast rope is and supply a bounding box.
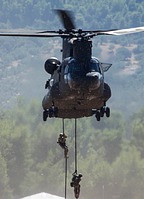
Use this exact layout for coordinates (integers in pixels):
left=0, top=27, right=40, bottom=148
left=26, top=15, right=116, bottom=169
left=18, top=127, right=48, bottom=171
left=70, top=119, right=83, bottom=199
left=57, top=118, right=82, bottom=199
left=75, top=118, right=77, bottom=173
left=57, top=119, right=68, bottom=199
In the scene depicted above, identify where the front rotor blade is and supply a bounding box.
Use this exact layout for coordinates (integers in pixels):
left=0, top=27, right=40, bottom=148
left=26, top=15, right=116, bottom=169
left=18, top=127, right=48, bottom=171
left=0, top=32, right=65, bottom=38
left=55, top=9, right=75, bottom=30
left=98, top=26, right=144, bottom=36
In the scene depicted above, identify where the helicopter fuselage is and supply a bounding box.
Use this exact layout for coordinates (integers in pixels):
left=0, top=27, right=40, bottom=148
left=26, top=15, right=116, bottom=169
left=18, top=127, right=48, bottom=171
left=0, top=9, right=143, bottom=120
left=42, top=56, right=111, bottom=118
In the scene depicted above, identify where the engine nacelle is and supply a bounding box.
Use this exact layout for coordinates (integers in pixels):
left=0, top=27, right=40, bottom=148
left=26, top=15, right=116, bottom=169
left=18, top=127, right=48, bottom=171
left=44, top=57, right=61, bottom=74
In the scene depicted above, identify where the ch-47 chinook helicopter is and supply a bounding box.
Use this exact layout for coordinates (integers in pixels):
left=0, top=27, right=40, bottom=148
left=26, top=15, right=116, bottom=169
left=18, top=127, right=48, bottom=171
left=0, top=10, right=144, bottom=121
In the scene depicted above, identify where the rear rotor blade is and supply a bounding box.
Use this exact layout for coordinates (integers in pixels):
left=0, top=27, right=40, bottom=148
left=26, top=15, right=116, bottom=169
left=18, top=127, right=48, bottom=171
left=97, top=26, right=144, bottom=36
left=55, top=9, right=75, bottom=31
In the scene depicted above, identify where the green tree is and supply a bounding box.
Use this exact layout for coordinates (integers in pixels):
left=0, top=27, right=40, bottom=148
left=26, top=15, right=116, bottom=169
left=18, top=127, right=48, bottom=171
left=130, top=109, right=144, bottom=158
left=111, top=145, right=144, bottom=199
left=0, top=152, right=13, bottom=199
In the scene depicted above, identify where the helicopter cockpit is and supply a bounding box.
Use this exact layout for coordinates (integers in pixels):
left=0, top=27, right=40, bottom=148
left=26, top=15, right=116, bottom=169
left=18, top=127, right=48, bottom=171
left=67, top=58, right=101, bottom=78
left=64, top=58, right=102, bottom=90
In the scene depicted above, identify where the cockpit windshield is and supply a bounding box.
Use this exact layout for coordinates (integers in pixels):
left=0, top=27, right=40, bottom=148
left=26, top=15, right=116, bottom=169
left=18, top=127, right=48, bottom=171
left=89, top=58, right=100, bottom=72
left=67, top=58, right=100, bottom=78
left=68, top=59, right=82, bottom=75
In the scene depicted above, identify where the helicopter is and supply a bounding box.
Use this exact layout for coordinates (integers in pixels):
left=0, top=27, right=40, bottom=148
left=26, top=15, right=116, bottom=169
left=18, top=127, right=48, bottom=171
left=0, top=10, right=144, bottom=121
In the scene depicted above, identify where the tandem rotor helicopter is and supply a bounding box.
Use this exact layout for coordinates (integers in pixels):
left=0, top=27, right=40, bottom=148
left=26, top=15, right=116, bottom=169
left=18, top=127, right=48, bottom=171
left=0, top=10, right=144, bottom=121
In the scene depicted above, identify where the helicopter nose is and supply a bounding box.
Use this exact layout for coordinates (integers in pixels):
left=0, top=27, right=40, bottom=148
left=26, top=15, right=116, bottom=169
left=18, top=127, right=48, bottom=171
left=68, top=72, right=102, bottom=90
left=86, top=71, right=100, bottom=79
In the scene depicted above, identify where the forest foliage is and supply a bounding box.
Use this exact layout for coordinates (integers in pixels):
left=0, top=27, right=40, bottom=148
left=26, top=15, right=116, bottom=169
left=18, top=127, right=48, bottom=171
left=0, top=1, right=144, bottom=199
left=1, top=99, right=144, bottom=199
left=0, top=0, right=144, bottom=29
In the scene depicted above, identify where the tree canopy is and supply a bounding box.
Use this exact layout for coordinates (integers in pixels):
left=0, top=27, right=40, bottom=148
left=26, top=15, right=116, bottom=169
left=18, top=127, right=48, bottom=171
left=0, top=99, right=144, bottom=198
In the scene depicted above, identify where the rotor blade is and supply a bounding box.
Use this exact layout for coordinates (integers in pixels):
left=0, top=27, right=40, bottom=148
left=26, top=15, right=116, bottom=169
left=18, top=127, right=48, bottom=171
left=0, top=28, right=45, bottom=33
left=98, top=26, right=144, bottom=36
left=82, top=29, right=118, bottom=33
left=55, top=9, right=75, bottom=30
left=0, top=32, right=66, bottom=38
left=0, top=28, right=63, bottom=34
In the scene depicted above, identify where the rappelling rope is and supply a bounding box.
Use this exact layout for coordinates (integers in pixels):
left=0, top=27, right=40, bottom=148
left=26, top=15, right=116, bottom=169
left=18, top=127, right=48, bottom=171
left=70, top=118, right=82, bottom=199
left=65, top=155, right=68, bottom=199
left=58, top=118, right=82, bottom=199
left=62, top=119, right=68, bottom=199
left=74, top=118, right=78, bottom=173
left=57, top=119, right=68, bottom=199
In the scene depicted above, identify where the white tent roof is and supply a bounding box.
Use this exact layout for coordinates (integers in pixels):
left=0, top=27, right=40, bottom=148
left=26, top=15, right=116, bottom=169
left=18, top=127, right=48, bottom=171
left=21, top=192, right=64, bottom=199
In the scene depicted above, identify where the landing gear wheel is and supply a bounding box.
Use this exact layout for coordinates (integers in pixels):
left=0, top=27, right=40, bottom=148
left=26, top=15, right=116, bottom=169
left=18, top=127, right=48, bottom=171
left=95, top=111, right=101, bottom=121
left=48, top=106, right=59, bottom=118
left=49, top=107, right=53, bottom=118
left=105, top=107, right=110, bottom=117
left=43, top=110, right=48, bottom=121
left=94, top=105, right=110, bottom=121
left=43, top=106, right=58, bottom=120
left=100, top=107, right=105, bottom=117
